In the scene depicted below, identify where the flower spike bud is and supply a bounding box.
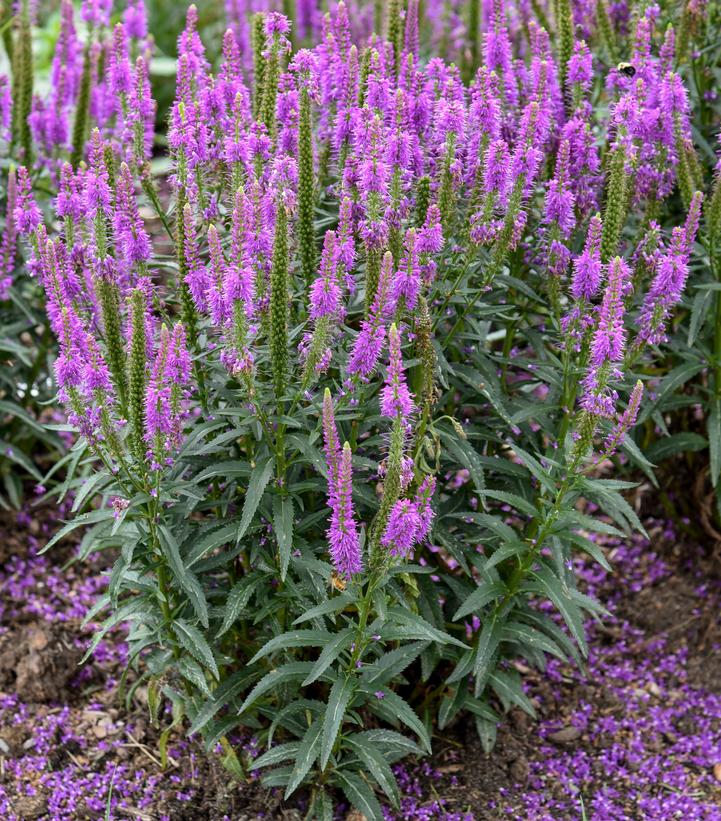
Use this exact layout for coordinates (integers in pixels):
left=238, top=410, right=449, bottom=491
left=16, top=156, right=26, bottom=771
left=269, top=192, right=290, bottom=401
left=128, top=286, right=149, bottom=464
left=601, top=140, right=628, bottom=263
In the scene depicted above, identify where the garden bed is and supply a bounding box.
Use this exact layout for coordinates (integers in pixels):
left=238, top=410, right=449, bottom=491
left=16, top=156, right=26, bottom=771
left=1, top=506, right=719, bottom=821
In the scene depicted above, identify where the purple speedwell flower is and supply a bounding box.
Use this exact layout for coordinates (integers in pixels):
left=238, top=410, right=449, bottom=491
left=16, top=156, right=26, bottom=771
left=381, top=499, right=421, bottom=559
left=347, top=251, right=394, bottom=379
left=392, top=229, right=421, bottom=311
left=14, top=167, right=41, bottom=236
left=571, top=215, right=603, bottom=301
left=380, top=324, right=415, bottom=419
left=637, top=227, right=693, bottom=345
left=580, top=256, right=631, bottom=417
left=309, top=231, right=342, bottom=320
left=604, top=380, right=644, bottom=455
left=327, top=441, right=362, bottom=578
left=0, top=167, right=17, bottom=299
left=381, top=475, right=436, bottom=560
left=144, top=322, right=191, bottom=469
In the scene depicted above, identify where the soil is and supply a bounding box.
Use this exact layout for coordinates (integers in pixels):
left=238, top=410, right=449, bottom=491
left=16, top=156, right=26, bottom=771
left=1, top=504, right=720, bottom=820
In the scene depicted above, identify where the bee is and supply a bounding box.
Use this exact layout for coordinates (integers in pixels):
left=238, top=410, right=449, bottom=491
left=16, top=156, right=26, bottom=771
left=329, top=571, right=347, bottom=592
left=617, top=62, right=636, bottom=78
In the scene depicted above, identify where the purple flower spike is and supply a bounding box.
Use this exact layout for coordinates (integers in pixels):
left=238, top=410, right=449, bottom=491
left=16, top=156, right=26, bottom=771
left=14, top=167, right=41, bottom=236
left=571, top=215, right=603, bottom=301
left=327, top=442, right=362, bottom=578
left=581, top=256, right=631, bottom=418
left=604, top=381, right=644, bottom=455
left=380, top=324, right=415, bottom=420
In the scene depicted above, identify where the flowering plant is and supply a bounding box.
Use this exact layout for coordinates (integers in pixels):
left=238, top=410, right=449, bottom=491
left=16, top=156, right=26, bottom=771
left=0, top=0, right=66, bottom=506
left=9, top=0, right=713, bottom=815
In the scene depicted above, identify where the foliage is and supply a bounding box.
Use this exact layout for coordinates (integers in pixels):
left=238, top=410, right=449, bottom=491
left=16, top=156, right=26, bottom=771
left=4, top=0, right=720, bottom=817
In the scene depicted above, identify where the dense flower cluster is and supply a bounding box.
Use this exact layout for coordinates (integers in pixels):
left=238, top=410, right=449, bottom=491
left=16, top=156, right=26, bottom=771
left=2, top=0, right=718, bottom=815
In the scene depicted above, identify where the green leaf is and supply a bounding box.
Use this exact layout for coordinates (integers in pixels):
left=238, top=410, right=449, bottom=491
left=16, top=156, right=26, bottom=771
left=238, top=456, right=275, bottom=541
left=273, top=495, right=294, bottom=581
left=303, top=628, right=354, bottom=686
left=489, top=669, right=537, bottom=717
left=472, top=614, right=503, bottom=695
left=39, top=508, right=115, bottom=554
left=478, top=489, right=538, bottom=518
left=688, top=287, right=712, bottom=346
left=439, top=428, right=485, bottom=496
left=173, top=619, right=219, bottom=680
left=178, top=657, right=211, bottom=695
left=252, top=742, right=300, bottom=769
left=523, top=566, right=587, bottom=655
left=347, top=736, right=400, bottom=807
left=293, top=592, right=353, bottom=625
left=354, top=729, right=424, bottom=758
left=216, top=577, right=259, bottom=638
left=501, top=621, right=567, bottom=661
left=710, top=398, right=721, bottom=487
left=195, top=460, right=250, bottom=482
left=475, top=716, right=497, bottom=753
left=335, top=771, right=384, bottom=821
left=453, top=580, right=506, bottom=621
left=509, top=443, right=557, bottom=494
left=364, top=688, right=432, bottom=753
left=188, top=669, right=257, bottom=736
left=385, top=608, right=469, bottom=648
left=644, top=432, right=707, bottom=462
left=320, top=676, right=355, bottom=769
left=159, top=526, right=209, bottom=628
left=238, top=663, right=314, bottom=714
left=248, top=630, right=333, bottom=665
left=361, top=641, right=429, bottom=685
left=186, top=523, right=238, bottom=566
left=80, top=597, right=149, bottom=664
left=285, top=718, right=323, bottom=798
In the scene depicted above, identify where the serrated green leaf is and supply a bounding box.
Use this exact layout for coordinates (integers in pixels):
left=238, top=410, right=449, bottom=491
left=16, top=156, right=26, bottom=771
left=188, top=669, right=257, bottom=736
left=523, top=565, right=587, bottom=655
left=303, top=628, right=354, bottom=686
left=238, top=456, right=275, bottom=541
left=273, top=495, right=294, bottom=581
left=159, top=525, right=209, bottom=628
left=173, top=619, right=219, bottom=680
left=365, top=688, right=431, bottom=753
left=293, top=592, right=353, bottom=625
left=710, top=399, right=721, bottom=487
left=354, top=729, right=424, bottom=758
left=178, top=656, right=211, bottom=695
left=335, top=771, right=384, bottom=821
left=347, top=736, right=400, bottom=807
left=285, top=717, right=323, bottom=797
left=248, top=630, right=333, bottom=665
left=478, top=489, right=538, bottom=518
left=453, top=580, right=506, bottom=621
left=644, top=432, right=707, bottom=463
left=489, top=669, right=537, bottom=717
left=385, top=608, right=469, bottom=648
left=472, top=614, right=503, bottom=695
left=320, top=676, right=355, bottom=770
left=216, top=577, right=259, bottom=638
left=238, top=663, right=315, bottom=714
left=252, top=741, right=301, bottom=770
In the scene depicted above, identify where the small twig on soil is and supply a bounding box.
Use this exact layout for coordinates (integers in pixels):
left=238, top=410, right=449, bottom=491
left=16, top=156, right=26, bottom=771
left=122, top=731, right=178, bottom=768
